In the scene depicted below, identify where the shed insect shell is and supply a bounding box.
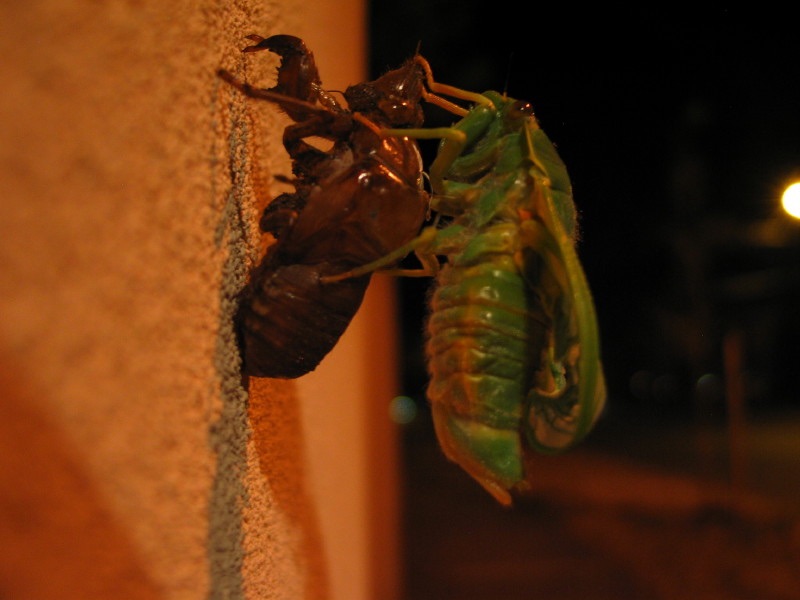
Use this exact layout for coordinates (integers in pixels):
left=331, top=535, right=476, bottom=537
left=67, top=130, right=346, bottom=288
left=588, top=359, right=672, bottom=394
left=218, top=35, right=429, bottom=378
left=326, top=63, right=606, bottom=506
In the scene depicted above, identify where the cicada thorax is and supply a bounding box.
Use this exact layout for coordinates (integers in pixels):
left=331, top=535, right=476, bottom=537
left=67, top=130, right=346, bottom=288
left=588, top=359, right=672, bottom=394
left=275, top=129, right=427, bottom=265
left=221, top=35, right=429, bottom=378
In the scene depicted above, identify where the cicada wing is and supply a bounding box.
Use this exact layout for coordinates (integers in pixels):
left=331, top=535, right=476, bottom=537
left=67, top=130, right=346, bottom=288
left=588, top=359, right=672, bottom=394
left=519, top=124, right=606, bottom=453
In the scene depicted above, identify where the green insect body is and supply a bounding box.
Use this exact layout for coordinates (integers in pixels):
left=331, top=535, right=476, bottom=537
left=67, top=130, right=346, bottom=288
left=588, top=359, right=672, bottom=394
left=328, top=73, right=606, bottom=507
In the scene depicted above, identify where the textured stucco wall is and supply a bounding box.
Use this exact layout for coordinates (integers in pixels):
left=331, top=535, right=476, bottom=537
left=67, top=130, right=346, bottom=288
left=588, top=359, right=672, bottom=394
left=0, top=1, right=399, bottom=599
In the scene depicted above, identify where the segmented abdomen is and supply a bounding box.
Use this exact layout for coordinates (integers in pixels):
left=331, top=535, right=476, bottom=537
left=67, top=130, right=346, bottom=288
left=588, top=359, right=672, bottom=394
left=424, top=222, right=546, bottom=497
left=237, top=261, right=370, bottom=378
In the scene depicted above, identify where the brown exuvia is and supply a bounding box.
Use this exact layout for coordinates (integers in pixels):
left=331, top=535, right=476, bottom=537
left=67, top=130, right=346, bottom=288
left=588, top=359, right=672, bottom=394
left=218, top=35, right=429, bottom=378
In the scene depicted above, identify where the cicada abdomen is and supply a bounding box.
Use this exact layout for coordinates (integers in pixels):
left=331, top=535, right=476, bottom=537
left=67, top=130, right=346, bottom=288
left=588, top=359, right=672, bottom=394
left=239, top=260, right=370, bottom=378
left=218, top=35, right=429, bottom=378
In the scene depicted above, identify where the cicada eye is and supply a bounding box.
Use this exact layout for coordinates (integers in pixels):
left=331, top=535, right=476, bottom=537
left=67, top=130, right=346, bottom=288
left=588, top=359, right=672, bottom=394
left=509, top=100, right=535, bottom=119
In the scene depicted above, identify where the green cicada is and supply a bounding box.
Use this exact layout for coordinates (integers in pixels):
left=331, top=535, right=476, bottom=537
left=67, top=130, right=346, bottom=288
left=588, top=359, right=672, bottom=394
left=327, top=58, right=606, bottom=506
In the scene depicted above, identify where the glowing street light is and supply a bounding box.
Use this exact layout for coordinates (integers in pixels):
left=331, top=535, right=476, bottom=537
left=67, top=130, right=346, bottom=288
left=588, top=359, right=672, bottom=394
left=781, top=181, right=800, bottom=219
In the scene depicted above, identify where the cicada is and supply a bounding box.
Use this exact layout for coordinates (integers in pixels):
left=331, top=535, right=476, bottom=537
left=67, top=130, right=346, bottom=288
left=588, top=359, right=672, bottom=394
left=218, top=35, right=429, bottom=378
left=327, top=58, right=606, bottom=506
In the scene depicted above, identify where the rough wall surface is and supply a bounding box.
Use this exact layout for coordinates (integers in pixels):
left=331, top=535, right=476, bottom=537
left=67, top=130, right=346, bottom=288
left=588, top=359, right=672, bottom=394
left=0, top=1, right=398, bottom=599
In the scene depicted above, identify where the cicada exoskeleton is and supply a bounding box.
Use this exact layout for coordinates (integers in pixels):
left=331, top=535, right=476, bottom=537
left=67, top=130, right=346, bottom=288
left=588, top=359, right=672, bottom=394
left=219, top=35, right=429, bottom=378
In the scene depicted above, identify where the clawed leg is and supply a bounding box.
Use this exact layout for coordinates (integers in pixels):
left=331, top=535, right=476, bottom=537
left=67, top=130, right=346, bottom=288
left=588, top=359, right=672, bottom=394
left=240, top=34, right=323, bottom=111
left=218, top=66, right=360, bottom=173
left=217, top=69, right=321, bottom=118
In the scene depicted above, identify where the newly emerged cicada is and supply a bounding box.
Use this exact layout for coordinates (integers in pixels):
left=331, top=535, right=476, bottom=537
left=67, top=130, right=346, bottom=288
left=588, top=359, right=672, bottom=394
left=218, top=35, right=429, bottom=378
left=328, top=58, right=606, bottom=506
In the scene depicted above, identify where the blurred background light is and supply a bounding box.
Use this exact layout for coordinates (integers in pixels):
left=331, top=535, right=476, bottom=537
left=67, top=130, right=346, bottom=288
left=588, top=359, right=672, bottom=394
left=389, top=395, right=418, bottom=425
left=781, top=181, right=800, bottom=219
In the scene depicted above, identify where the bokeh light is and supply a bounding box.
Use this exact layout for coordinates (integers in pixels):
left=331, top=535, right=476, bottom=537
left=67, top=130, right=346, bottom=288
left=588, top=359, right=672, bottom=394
left=389, top=395, right=418, bottom=424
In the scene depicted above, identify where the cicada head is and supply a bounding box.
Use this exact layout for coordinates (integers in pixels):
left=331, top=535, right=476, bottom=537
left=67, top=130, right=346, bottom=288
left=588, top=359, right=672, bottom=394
left=344, top=59, right=426, bottom=128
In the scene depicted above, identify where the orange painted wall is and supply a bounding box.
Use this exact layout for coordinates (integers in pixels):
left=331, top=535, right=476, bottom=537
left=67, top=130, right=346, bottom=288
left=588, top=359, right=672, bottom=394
left=0, top=1, right=401, bottom=598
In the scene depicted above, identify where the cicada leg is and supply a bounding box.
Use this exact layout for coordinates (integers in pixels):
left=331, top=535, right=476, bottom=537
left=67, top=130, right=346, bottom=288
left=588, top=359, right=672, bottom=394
left=217, top=69, right=318, bottom=111
left=239, top=34, right=345, bottom=113
left=217, top=69, right=351, bottom=165
left=320, top=227, right=440, bottom=283
left=382, top=102, right=497, bottom=197
left=412, top=55, right=494, bottom=112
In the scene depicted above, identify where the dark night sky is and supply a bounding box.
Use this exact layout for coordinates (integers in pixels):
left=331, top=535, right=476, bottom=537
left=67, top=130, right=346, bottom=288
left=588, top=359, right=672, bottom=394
left=367, top=8, right=800, bottom=418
